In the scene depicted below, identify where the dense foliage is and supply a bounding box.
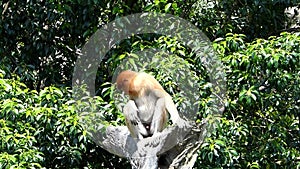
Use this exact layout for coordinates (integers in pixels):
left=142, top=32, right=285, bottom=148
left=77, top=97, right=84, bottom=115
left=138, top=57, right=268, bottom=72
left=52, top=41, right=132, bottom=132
left=0, top=75, right=129, bottom=168
left=1, top=0, right=298, bottom=90
left=196, top=32, right=300, bottom=168
left=0, top=0, right=299, bottom=168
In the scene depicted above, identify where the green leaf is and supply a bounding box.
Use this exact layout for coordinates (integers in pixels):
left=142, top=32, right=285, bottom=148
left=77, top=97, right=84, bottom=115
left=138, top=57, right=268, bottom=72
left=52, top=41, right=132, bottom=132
left=165, top=3, right=172, bottom=12
left=215, top=140, right=225, bottom=146
left=208, top=151, right=213, bottom=162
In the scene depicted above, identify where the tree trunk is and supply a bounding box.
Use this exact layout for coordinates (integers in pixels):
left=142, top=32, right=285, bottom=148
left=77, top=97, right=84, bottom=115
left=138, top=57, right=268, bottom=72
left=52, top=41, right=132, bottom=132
left=90, top=118, right=208, bottom=169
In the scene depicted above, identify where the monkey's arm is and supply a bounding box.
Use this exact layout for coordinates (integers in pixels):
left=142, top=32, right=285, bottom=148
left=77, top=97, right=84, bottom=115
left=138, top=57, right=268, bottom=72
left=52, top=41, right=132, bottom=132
left=123, top=100, right=148, bottom=139
left=165, top=94, right=180, bottom=124
left=150, top=96, right=167, bottom=135
left=152, top=89, right=180, bottom=124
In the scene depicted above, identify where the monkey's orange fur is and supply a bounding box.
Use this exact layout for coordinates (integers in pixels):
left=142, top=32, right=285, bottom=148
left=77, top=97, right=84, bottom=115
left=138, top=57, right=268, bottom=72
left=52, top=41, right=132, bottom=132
left=116, top=70, right=165, bottom=98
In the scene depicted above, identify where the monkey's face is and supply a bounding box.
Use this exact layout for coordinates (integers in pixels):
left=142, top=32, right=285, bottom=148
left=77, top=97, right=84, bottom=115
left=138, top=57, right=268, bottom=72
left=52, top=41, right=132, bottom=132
left=116, top=70, right=137, bottom=95
left=117, top=78, right=130, bottom=94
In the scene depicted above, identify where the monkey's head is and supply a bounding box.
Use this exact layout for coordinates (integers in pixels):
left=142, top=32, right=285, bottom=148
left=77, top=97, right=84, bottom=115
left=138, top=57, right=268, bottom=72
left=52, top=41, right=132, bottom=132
left=116, top=70, right=137, bottom=94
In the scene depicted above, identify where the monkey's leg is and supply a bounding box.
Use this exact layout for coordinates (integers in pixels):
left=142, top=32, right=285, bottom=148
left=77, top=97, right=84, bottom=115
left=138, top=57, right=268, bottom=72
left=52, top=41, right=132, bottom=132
left=150, top=97, right=167, bottom=136
left=124, top=100, right=148, bottom=139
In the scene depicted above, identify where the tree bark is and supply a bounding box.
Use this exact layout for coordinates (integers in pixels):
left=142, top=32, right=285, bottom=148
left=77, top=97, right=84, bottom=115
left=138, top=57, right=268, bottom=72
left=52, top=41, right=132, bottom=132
left=90, top=118, right=208, bottom=169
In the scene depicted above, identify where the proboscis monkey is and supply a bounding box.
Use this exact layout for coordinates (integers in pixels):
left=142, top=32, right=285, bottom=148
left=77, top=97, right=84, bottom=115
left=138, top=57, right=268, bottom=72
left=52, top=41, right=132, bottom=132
left=116, top=70, right=180, bottom=139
